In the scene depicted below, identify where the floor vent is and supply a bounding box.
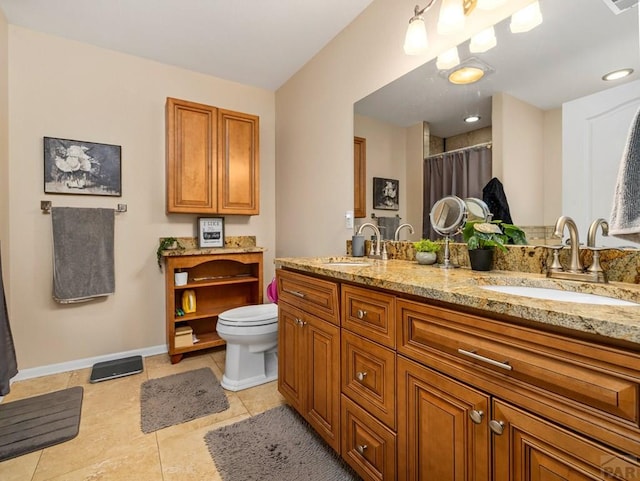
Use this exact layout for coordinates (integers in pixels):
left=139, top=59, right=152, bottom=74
left=601, top=0, right=639, bottom=14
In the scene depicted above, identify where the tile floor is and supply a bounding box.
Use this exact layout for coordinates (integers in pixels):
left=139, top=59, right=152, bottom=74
left=0, top=348, right=286, bottom=481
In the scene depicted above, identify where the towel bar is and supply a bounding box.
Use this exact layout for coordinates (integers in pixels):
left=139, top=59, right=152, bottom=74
left=41, top=201, right=127, bottom=214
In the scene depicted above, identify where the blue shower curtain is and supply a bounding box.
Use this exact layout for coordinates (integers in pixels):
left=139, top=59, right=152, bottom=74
left=0, top=243, right=18, bottom=396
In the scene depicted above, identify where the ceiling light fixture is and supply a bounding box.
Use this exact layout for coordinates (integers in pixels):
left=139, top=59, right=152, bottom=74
left=440, top=56, right=494, bottom=85
left=602, top=68, right=634, bottom=81
left=464, top=115, right=481, bottom=123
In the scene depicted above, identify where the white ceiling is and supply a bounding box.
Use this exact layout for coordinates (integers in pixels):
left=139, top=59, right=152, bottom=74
left=0, top=0, right=374, bottom=90
left=356, top=0, right=640, bottom=137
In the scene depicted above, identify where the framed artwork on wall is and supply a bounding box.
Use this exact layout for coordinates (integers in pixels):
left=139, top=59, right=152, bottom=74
left=43, top=137, right=122, bottom=196
left=198, top=217, right=225, bottom=248
left=373, top=177, right=399, bottom=211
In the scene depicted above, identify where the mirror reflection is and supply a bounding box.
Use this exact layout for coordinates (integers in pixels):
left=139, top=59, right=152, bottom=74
left=354, top=0, right=639, bottom=247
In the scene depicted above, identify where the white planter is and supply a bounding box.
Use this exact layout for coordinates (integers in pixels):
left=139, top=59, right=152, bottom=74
left=415, top=252, right=437, bottom=265
left=175, top=271, right=188, bottom=286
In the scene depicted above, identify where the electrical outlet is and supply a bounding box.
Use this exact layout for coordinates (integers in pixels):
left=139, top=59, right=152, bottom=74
left=345, top=210, right=354, bottom=229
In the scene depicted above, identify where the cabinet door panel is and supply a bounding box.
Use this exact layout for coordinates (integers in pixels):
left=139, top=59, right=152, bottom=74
left=492, top=400, right=640, bottom=481
left=306, top=314, right=341, bottom=452
left=217, top=109, right=259, bottom=214
left=166, top=98, right=216, bottom=213
left=398, top=356, right=490, bottom=481
left=277, top=302, right=305, bottom=412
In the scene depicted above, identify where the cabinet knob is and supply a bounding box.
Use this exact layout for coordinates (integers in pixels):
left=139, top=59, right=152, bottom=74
left=294, top=318, right=306, bottom=327
left=469, top=409, right=484, bottom=424
left=489, top=419, right=505, bottom=435
left=356, top=444, right=368, bottom=454
left=356, top=309, right=367, bottom=319
left=356, top=371, right=367, bottom=382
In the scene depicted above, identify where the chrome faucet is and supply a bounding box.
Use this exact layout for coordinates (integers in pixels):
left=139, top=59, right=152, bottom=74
left=357, top=222, right=383, bottom=259
left=553, top=215, right=583, bottom=273
left=394, top=223, right=414, bottom=241
left=587, top=218, right=609, bottom=247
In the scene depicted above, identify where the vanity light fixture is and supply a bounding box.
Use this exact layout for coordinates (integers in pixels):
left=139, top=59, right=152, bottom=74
left=469, top=26, right=497, bottom=53
left=510, top=1, right=543, bottom=33
left=602, top=68, right=634, bottom=81
left=437, top=46, right=461, bottom=70
left=476, top=0, right=506, bottom=9
left=464, top=115, right=481, bottom=123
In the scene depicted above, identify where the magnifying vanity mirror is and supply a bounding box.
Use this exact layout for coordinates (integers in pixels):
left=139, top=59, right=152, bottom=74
left=464, top=198, right=492, bottom=223
left=430, top=195, right=467, bottom=268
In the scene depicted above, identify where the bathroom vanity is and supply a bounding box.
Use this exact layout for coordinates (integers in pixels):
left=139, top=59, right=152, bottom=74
left=275, top=257, right=640, bottom=481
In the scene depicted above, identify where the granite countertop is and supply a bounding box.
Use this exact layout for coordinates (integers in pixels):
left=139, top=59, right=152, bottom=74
left=160, top=236, right=265, bottom=258
left=274, top=256, right=640, bottom=346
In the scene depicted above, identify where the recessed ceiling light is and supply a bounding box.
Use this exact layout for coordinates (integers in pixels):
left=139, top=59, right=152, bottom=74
left=449, top=67, right=485, bottom=84
left=602, top=68, right=634, bottom=81
left=464, top=115, right=481, bottom=123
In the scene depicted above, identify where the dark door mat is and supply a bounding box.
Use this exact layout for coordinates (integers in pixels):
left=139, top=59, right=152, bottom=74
left=0, top=386, right=83, bottom=462
left=90, top=355, right=143, bottom=383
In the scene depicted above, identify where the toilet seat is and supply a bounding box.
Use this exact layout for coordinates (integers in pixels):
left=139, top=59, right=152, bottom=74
left=218, top=303, right=278, bottom=327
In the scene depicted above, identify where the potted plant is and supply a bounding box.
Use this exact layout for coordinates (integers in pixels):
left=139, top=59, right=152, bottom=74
left=462, top=220, right=527, bottom=271
left=413, top=239, right=441, bottom=265
left=157, top=237, right=184, bottom=271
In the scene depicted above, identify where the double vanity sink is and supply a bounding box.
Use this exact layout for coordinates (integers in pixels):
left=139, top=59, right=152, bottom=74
left=277, top=256, right=640, bottom=345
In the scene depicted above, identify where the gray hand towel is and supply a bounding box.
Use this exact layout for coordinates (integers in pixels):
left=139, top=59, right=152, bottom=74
left=51, top=207, right=115, bottom=303
left=609, top=106, right=640, bottom=244
left=0, top=243, right=18, bottom=396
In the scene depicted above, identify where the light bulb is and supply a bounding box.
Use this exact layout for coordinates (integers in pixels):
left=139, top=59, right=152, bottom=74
left=404, top=16, right=428, bottom=55
left=477, top=0, right=507, bottom=10
left=438, top=0, right=465, bottom=35
left=510, top=1, right=543, bottom=33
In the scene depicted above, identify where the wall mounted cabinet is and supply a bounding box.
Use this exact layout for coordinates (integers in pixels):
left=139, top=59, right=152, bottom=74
left=166, top=97, right=259, bottom=215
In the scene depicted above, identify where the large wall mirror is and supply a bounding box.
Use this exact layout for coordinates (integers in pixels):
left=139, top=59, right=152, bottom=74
left=354, top=0, right=639, bottom=246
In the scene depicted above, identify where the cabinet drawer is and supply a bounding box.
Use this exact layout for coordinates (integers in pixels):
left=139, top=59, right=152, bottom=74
left=342, top=284, right=395, bottom=348
left=342, top=395, right=396, bottom=481
left=276, top=269, right=340, bottom=325
left=397, top=298, right=640, bottom=455
left=342, top=330, right=396, bottom=430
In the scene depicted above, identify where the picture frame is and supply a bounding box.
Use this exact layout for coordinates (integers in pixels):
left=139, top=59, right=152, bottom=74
left=198, top=217, right=225, bottom=248
left=43, top=137, right=122, bottom=196
left=373, top=177, right=399, bottom=211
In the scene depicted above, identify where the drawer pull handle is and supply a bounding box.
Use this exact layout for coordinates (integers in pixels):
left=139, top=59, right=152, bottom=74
left=283, top=288, right=306, bottom=298
left=457, top=349, right=513, bottom=371
left=356, top=309, right=367, bottom=319
left=294, top=318, right=307, bottom=327
left=469, top=409, right=484, bottom=424
left=356, top=371, right=367, bottom=382
left=356, top=444, right=368, bottom=454
left=489, top=420, right=505, bottom=435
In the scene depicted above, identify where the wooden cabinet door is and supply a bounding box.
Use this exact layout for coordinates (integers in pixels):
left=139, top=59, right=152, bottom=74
left=354, top=136, right=366, bottom=218
left=166, top=97, right=217, bottom=213
left=217, top=109, right=259, bottom=215
left=306, top=312, right=341, bottom=453
left=492, top=399, right=640, bottom=481
left=398, top=356, right=490, bottom=481
left=277, top=301, right=306, bottom=413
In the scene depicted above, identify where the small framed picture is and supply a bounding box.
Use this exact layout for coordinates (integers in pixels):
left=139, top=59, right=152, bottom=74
left=198, top=217, right=225, bottom=248
left=373, top=177, right=399, bottom=211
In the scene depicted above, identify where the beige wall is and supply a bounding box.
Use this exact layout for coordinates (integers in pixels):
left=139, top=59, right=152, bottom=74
left=275, top=0, right=534, bottom=258
left=0, top=12, right=9, bottom=291
left=7, top=26, right=276, bottom=369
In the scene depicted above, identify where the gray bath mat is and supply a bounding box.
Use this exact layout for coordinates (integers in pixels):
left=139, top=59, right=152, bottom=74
left=140, top=367, right=229, bottom=433
left=0, top=386, right=83, bottom=462
left=205, top=405, right=361, bottom=480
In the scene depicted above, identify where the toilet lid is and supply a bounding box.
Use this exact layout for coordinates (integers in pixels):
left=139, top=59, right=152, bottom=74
left=218, top=303, right=278, bottom=326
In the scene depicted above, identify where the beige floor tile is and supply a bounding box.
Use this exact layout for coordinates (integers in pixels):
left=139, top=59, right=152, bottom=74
left=235, top=380, right=286, bottom=416
left=158, top=413, right=251, bottom=481
left=68, top=370, right=145, bottom=415
left=145, top=351, right=221, bottom=380
left=0, top=451, right=41, bottom=481
left=41, top=436, right=163, bottom=481
left=3, top=372, right=72, bottom=402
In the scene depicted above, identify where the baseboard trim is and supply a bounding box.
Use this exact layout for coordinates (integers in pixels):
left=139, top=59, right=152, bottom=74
left=11, top=344, right=168, bottom=383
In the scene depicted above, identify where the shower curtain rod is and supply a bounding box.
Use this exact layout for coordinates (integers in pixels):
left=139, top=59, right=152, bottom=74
left=425, top=141, right=492, bottom=160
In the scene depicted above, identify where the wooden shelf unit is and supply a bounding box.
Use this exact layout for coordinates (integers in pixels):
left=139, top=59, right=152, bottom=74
left=164, top=251, right=263, bottom=363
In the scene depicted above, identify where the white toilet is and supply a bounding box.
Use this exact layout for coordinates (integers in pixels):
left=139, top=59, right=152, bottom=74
left=216, top=303, right=279, bottom=391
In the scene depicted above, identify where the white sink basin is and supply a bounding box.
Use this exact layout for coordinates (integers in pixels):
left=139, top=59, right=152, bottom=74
left=480, top=285, right=639, bottom=306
